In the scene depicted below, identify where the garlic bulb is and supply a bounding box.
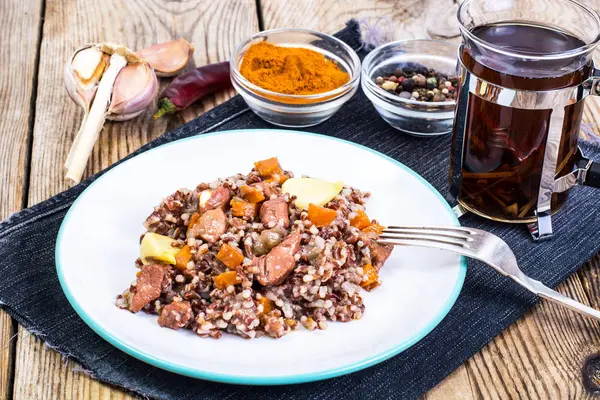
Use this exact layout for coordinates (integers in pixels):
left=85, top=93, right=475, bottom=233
left=64, top=42, right=158, bottom=185
left=136, top=38, right=194, bottom=77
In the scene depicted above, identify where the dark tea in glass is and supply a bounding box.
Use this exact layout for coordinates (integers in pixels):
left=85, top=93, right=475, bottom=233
left=451, top=0, right=600, bottom=223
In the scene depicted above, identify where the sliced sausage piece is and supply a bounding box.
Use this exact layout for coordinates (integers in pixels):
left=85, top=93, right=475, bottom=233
left=359, top=232, right=393, bottom=271
left=260, top=198, right=289, bottom=229
left=252, top=181, right=279, bottom=198
left=198, top=187, right=231, bottom=214
left=187, top=208, right=227, bottom=243
left=131, top=264, right=169, bottom=313
left=158, top=301, right=193, bottom=330
left=255, top=232, right=301, bottom=286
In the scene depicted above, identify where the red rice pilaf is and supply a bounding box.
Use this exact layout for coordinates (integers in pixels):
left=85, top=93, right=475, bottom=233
left=116, top=158, right=393, bottom=339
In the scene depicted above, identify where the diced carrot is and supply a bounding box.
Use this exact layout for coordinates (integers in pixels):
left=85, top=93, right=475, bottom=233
left=361, top=263, right=379, bottom=290
left=307, top=203, right=337, bottom=227
left=213, top=271, right=242, bottom=290
left=216, top=243, right=244, bottom=270
left=254, top=157, right=282, bottom=176
left=257, top=296, right=274, bottom=315
left=265, top=173, right=289, bottom=185
left=350, top=210, right=371, bottom=230
left=230, top=197, right=258, bottom=220
left=174, top=245, right=192, bottom=271
left=239, top=185, right=265, bottom=204
left=362, top=223, right=385, bottom=234
left=186, top=212, right=200, bottom=235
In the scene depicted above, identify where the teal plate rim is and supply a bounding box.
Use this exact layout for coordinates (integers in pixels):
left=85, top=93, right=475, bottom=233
left=56, top=128, right=467, bottom=386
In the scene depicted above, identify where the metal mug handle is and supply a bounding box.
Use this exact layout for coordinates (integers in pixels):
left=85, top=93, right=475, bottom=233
left=557, top=67, right=600, bottom=191
left=578, top=156, right=600, bottom=188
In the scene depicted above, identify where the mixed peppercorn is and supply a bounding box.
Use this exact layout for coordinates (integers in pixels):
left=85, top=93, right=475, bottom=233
left=374, top=62, right=459, bottom=102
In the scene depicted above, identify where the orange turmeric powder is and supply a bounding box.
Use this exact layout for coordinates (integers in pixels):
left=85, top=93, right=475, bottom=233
left=239, top=42, right=350, bottom=95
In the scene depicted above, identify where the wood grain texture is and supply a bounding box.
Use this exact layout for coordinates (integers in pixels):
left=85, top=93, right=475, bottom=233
left=261, top=0, right=460, bottom=42
left=0, top=0, right=43, bottom=398
left=260, top=1, right=600, bottom=399
left=13, top=0, right=259, bottom=399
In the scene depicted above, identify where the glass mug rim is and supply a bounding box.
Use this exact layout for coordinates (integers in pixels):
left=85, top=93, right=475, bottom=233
left=457, top=0, right=600, bottom=62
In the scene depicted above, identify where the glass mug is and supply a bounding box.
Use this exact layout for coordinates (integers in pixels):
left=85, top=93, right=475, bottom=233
left=448, top=0, right=600, bottom=240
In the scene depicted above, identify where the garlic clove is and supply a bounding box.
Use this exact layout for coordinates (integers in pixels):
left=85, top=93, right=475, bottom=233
left=136, top=37, right=194, bottom=77
left=72, top=46, right=107, bottom=83
left=107, top=61, right=158, bottom=121
left=64, top=44, right=109, bottom=112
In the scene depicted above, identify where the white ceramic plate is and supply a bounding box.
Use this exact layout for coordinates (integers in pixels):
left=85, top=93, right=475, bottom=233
left=56, top=129, right=465, bottom=385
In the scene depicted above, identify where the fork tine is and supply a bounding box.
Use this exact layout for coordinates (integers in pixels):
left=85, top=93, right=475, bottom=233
left=377, top=237, right=472, bottom=257
left=379, top=233, right=470, bottom=248
left=383, top=226, right=474, bottom=242
left=386, top=225, right=474, bottom=233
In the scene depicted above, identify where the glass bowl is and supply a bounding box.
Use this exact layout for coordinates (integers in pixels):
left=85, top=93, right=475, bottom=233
left=361, top=39, right=458, bottom=137
left=230, top=29, right=361, bottom=127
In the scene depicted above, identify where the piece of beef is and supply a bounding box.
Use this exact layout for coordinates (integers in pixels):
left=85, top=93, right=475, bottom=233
left=198, top=187, right=230, bottom=214
left=254, top=232, right=301, bottom=286
left=158, top=301, right=193, bottom=330
left=187, top=208, right=227, bottom=243
left=260, top=198, right=289, bottom=229
left=360, top=232, right=393, bottom=271
left=131, top=264, right=170, bottom=313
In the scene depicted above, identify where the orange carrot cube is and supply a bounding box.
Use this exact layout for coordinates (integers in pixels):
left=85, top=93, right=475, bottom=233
left=213, top=271, right=242, bottom=290
left=186, top=212, right=200, bottom=235
left=362, top=223, right=385, bottom=234
left=216, top=243, right=244, bottom=270
left=239, top=185, right=266, bottom=204
left=350, top=210, right=371, bottom=230
left=230, top=197, right=258, bottom=220
left=257, top=296, right=274, bottom=315
left=174, top=245, right=192, bottom=271
left=307, top=203, right=337, bottom=227
left=254, top=157, right=282, bottom=176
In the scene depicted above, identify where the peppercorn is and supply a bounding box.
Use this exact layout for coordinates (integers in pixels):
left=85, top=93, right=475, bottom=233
left=412, top=74, right=426, bottom=87
left=374, top=65, right=459, bottom=103
left=426, top=77, right=437, bottom=89
left=401, top=78, right=415, bottom=92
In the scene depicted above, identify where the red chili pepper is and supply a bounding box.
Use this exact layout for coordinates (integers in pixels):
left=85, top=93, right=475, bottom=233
left=154, top=61, right=232, bottom=118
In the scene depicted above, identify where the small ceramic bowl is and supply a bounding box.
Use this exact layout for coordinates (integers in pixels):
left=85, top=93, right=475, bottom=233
left=361, top=39, right=458, bottom=137
left=230, top=28, right=361, bottom=128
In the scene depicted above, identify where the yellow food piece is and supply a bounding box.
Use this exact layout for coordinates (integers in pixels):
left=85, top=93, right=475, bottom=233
left=140, top=232, right=179, bottom=265
left=282, top=178, right=344, bottom=210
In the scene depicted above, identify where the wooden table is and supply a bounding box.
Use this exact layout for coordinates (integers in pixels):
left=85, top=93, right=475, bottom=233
left=2, top=0, right=600, bottom=398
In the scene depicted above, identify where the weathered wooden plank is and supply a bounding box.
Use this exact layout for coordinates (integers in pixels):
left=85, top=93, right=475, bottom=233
left=0, top=0, right=44, bottom=398
left=261, top=0, right=459, bottom=40
left=463, top=275, right=600, bottom=399
left=13, top=0, right=259, bottom=398
left=423, top=365, right=475, bottom=400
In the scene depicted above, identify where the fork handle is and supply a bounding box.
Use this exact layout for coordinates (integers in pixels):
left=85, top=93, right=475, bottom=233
left=517, top=275, right=600, bottom=321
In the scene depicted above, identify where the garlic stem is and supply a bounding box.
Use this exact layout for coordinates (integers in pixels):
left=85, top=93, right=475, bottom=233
left=65, top=53, right=128, bottom=185
left=64, top=112, right=89, bottom=170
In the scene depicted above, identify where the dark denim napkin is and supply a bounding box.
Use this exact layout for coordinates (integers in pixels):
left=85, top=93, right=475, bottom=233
left=1, top=20, right=599, bottom=400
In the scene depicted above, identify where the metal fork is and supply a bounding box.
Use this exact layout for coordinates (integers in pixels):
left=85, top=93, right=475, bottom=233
left=378, top=226, right=600, bottom=321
